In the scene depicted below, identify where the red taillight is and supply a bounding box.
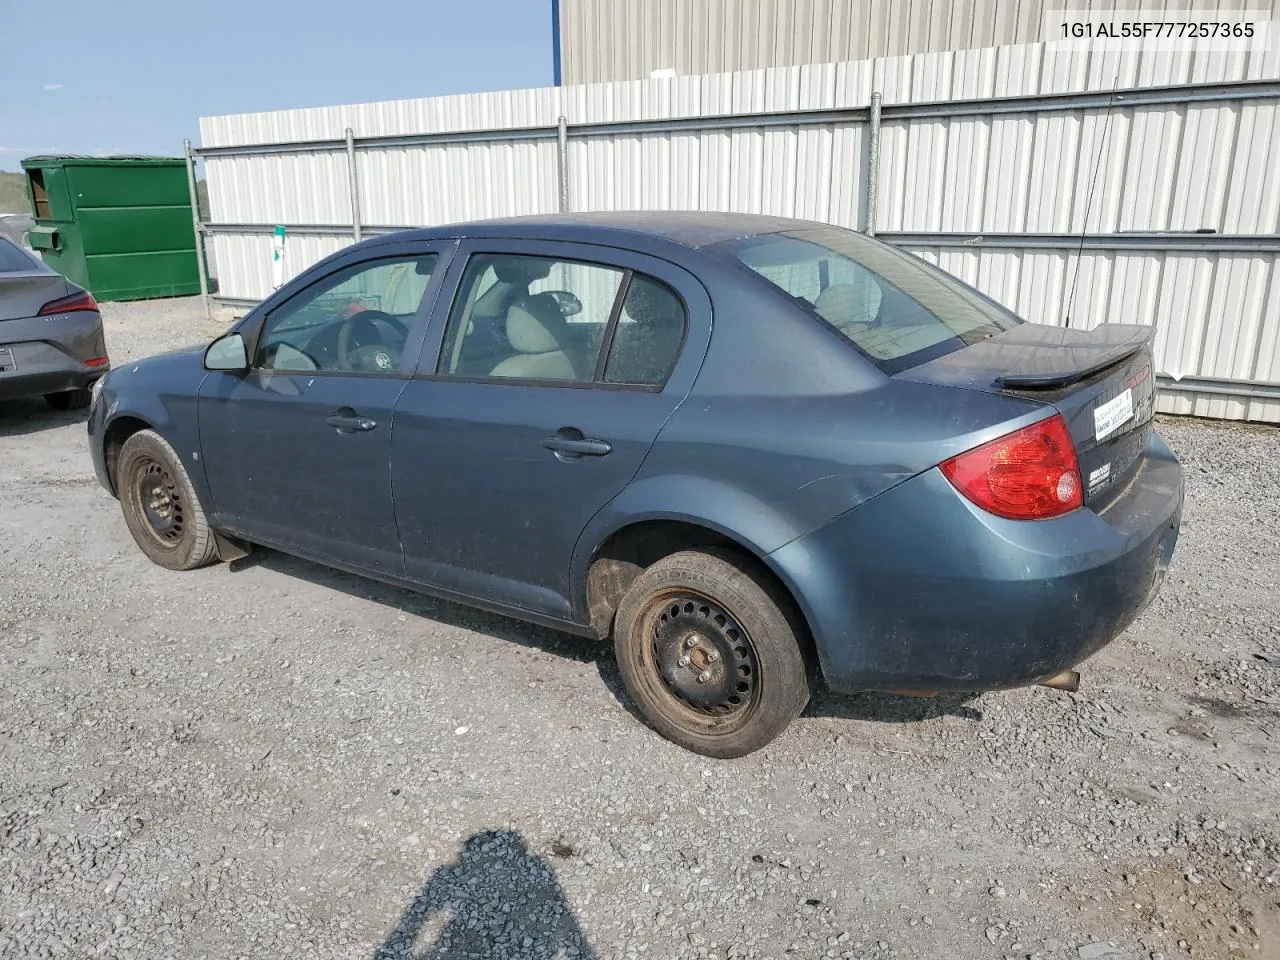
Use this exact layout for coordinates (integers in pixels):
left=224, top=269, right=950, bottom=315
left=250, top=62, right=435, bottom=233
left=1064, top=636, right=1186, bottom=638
left=85, top=356, right=110, bottom=368
left=940, top=414, right=1083, bottom=520
left=37, top=290, right=99, bottom=316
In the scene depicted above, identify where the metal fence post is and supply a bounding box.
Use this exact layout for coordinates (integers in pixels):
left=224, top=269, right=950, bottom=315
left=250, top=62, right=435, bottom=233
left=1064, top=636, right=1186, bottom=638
left=557, top=115, right=570, bottom=213
left=346, top=128, right=363, bottom=242
left=183, top=139, right=211, bottom=320
left=866, top=92, right=881, bottom=237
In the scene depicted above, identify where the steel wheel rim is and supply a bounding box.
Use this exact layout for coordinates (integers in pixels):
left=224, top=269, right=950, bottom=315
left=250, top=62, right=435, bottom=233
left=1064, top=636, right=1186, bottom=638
left=640, top=589, right=761, bottom=729
left=132, top=458, right=184, bottom=547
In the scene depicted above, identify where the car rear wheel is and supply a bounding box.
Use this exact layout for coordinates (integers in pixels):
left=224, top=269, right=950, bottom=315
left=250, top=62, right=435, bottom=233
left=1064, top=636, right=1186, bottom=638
left=44, top=387, right=92, bottom=410
left=613, top=548, right=812, bottom=758
left=117, top=429, right=218, bottom=571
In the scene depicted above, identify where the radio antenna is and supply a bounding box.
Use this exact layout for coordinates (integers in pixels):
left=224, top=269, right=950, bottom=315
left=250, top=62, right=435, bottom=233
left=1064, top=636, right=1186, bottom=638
left=1063, top=73, right=1120, bottom=330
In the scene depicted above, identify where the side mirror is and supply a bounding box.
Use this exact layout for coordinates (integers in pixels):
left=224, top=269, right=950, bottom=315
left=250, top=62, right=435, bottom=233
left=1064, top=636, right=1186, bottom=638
left=204, top=332, right=248, bottom=373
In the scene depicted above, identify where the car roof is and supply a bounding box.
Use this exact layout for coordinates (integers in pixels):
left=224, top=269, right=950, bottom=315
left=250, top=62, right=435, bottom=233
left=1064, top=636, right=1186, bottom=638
left=386, top=211, right=814, bottom=252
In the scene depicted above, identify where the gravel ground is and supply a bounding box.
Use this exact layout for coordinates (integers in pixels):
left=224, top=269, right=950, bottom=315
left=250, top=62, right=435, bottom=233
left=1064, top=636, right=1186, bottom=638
left=1, top=297, right=1277, bottom=960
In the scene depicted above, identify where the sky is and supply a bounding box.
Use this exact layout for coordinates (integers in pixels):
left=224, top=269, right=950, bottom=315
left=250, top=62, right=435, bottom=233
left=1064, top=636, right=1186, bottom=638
left=0, top=0, right=554, bottom=171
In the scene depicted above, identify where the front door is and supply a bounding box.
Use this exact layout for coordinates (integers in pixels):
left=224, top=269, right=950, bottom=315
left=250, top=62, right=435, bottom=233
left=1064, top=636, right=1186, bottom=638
left=391, top=240, right=707, bottom=620
left=199, top=246, right=448, bottom=574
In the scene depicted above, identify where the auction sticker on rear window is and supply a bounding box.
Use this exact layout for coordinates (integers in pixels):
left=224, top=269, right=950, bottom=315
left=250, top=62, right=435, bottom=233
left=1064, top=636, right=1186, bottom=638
left=1094, top=388, right=1134, bottom=442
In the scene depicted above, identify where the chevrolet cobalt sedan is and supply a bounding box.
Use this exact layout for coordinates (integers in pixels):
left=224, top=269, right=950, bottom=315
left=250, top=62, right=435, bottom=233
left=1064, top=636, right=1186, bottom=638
left=88, top=213, right=1182, bottom=757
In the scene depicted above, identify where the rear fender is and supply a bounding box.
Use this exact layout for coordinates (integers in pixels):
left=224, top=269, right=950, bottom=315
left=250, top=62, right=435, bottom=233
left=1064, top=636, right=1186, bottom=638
left=568, top=473, right=806, bottom=625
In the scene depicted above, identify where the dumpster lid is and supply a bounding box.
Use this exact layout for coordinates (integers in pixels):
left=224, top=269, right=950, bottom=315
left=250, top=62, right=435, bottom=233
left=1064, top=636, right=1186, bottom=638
left=21, top=154, right=185, bottom=167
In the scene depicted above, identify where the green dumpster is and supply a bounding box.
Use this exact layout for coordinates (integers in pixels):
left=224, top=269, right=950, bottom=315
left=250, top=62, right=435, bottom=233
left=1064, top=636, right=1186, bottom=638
left=19, top=155, right=201, bottom=302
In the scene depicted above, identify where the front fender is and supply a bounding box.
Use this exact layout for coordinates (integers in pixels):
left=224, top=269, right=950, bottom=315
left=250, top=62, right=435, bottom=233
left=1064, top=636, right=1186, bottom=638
left=87, top=350, right=209, bottom=504
left=568, top=472, right=808, bottom=624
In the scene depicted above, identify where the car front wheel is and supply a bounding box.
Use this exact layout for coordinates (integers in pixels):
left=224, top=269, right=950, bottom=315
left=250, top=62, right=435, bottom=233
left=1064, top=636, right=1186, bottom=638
left=613, top=548, right=812, bottom=758
left=117, top=429, right=218, bottom=571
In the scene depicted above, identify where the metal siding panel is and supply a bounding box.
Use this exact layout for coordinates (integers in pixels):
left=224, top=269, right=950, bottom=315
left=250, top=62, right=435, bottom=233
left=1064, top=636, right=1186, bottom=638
left=760, top=129, right=799, bottom=217
left=1063, top=253, right=1116, bottom=331
left=981, top=114, right=1036, bottom=231
left=1252, top=261, right=1280, bottom=385
left=1118, top=106, right=1184, bottom=231
left=794, top=125, right=835, bottom=222
left=209, top=233, right=349, bottom=301
left=949, top=45, right=998, bottom=98
left=1153, top=254, right=1216, bottom=381
left=1017, top=251, right=1070, bottom=327
left=1068, top=109, right=1130, bottom=233
left=1220, top=102, right=1280, bottom=234
left=1201, top=255, right=1271, bottom=381
left=1168, top=104, right=1239, bottom=231
left=975, top=249, right=1024, bottom=307
left=1025, top=111, right=1080, bottom=232
left=992, top=41, right=1043, bottom=97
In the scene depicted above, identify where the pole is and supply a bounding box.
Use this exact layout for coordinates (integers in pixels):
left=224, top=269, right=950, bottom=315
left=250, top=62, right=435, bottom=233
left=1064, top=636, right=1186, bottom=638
left=183, top=139, right=211, bottom=319
left=556, top=115, right=569, bottom=213
left=346, top=128, right=363, bottom=243
left=866, top=92, right=881, bottom=237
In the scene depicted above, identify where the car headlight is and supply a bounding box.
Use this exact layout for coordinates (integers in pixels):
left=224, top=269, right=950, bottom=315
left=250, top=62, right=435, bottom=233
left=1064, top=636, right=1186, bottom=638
left=90, top=375, right=106, bottom=406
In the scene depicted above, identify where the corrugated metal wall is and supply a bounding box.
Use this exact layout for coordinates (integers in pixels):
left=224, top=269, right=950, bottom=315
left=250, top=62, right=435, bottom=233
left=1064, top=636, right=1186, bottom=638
left=199, top=39, right=1280, bottom=422
left=556, top=0, right=1275, bottom=84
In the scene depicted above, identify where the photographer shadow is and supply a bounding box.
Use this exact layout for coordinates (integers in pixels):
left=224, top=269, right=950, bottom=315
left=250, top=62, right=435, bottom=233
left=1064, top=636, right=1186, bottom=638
left=373, top=829, right=597, bottom=960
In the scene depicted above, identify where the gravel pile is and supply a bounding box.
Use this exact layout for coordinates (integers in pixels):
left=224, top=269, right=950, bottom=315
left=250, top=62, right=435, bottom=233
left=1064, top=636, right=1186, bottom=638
left=0, top=297, right=1276, bottom=959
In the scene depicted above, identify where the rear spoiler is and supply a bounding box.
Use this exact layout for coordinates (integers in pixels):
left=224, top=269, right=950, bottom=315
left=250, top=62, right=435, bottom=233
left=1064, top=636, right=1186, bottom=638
left=993, top=325, right=1155, bottom=390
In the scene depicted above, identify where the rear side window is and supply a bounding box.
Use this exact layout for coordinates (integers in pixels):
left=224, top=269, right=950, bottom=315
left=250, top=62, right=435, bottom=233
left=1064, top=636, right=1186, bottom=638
left=603, top=275, right=686, bottom=386
left=728, top=228, right=1020, bottom=374
left=0, top=237, right=37, bottom=273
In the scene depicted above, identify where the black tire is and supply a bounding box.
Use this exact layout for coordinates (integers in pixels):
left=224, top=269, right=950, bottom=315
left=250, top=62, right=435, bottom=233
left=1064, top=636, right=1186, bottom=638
left=44, top=387, right=92, bottom=410
left=613, top=548, right=812, bottom=758
left=117, top=429, right=218, bottom=571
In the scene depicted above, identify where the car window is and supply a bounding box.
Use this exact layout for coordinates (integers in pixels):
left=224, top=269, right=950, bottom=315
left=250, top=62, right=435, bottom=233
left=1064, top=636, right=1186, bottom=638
left=438, top=254, right=625, bottom=382
left=728, top=228, right=1019, bottom=375
left=255, top=254, right=438, bottom=375
left=0, top=237, right=37, bottom=273
left=602, top=275, right=686, bottom=386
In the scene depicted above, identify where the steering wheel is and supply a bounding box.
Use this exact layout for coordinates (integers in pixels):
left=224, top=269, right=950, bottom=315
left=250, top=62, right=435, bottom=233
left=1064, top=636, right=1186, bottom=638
left=336, top=309, right=410, bottom=371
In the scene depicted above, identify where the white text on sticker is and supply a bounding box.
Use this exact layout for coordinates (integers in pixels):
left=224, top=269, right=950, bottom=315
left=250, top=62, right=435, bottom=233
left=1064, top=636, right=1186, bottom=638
left=1094, top=389, right=1133, bottom=442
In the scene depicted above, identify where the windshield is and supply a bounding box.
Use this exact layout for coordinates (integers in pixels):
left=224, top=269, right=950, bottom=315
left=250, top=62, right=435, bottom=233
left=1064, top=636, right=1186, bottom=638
left=725, top=227, right=1021, bottom=374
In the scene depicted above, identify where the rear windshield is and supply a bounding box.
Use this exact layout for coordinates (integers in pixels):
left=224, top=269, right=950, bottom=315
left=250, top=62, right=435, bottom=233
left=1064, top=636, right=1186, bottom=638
left=725, top=227, right=1021, bottom=374
left=0, top=237, right=37, bottom=273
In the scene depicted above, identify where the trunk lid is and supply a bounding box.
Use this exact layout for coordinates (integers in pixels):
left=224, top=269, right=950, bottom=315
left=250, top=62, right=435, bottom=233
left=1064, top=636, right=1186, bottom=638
left=0, top=272, right=71, bottom=323
left=901, top=323, right=1157, bottom=508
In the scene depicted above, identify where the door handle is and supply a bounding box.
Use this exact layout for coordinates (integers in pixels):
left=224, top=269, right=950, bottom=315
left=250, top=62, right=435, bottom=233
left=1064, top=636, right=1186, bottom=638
left=543, top=434, right=612, bottom=458
left=327, top=414, right=378, bottom=432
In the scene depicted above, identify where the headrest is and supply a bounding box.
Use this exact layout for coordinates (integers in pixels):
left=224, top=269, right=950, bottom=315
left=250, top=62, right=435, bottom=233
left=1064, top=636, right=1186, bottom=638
left=814, top=279, right=882, bottom=327
left=494, top=259, right=553, bottom=284
left=506, top=294, right=568, bottom=354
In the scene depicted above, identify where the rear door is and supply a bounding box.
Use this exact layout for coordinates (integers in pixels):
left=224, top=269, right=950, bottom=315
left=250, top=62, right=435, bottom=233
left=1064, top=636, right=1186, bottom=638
left=391, top=239, right=710, bottom=620
left=198, top=241, right=452, bottom=574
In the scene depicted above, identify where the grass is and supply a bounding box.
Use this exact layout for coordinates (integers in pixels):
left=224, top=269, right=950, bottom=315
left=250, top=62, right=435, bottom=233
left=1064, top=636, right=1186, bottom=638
left=0, top=171, right=30, bottom=214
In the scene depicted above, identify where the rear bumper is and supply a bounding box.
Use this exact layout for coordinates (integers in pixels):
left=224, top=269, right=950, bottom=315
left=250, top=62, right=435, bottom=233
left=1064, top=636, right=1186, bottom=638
left=0, top=367, right=102, bottom=401
left=768, top=431, right=1183, bottom=693
left=0, top=311, right=107, bottom=401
